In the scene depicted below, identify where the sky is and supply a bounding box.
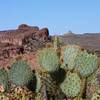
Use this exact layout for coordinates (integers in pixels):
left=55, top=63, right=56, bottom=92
left=0, top=0, right=100, bottom=35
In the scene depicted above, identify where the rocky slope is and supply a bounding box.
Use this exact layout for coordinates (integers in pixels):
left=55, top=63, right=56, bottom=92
left=0, top=24, right=100, bottom=69
left=60, top=33, right=100, bottom=54
left=0, top=24, right=50, bottom=69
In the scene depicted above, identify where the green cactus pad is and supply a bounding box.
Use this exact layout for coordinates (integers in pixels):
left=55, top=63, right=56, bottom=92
left=62, top=45, right=81, bottom=70
left=9, top=60, right=34, bottom=86
left=0, top=69, right=9, bottom=92
left=60, top=72, right=81, bottom=97
left=38, top=48, right=59, bottom=72
left=75, top=51, right=99, bottom=77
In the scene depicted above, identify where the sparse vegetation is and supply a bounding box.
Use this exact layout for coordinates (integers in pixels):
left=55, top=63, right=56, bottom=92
left=0, top=26, right=99, bottom=99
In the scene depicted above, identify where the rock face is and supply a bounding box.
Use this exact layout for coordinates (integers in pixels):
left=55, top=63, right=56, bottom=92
left=36, top=28, right=49, bottom=41
left=22, top=28, right=50, bottom=52
left=0, top=24, right=49, bottom=68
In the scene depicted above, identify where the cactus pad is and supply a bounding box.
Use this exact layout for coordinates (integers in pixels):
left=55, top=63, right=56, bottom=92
left=60, top=72, right=81, bottom=97
left=75, top=51, right=99, bottom=77
left=9, top=60, right=34, bottom=86
left=38, top=48, right=59, bottom=72
left=62, top=45, right=81, bottom=70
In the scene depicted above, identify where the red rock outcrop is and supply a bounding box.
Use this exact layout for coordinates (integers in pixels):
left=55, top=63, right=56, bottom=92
left=35, top=28, right=49, bottom=41
left=0, top=24, right=39, bottom=45
left=0, top=24, right=49, bottom=68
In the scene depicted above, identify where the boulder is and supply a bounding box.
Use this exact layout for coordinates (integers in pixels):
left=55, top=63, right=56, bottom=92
left=35, top=28, right=49, bottom=41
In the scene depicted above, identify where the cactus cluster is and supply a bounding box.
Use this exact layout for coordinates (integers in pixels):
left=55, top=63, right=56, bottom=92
left=59, top=45, right=100, bottom=99
left=38, top=48, right=59, bottom=72
left=62, top=45, right=99, bottom=77
left=36, top=44, right=100, bottom=99
left=0, top=43, right=99, bottom=99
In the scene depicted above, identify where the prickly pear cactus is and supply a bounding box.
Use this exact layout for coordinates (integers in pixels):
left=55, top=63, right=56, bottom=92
left=9, top=60, right=34, bottom=86
left=60, top=72, right=81, bottom=97
left=75, top=50, right=99, bottom=77
left=38, top=48, right=59, bottom=72
left=0, top=69, right=9, bottom=92
left=61, top=45, right=81, bottom=70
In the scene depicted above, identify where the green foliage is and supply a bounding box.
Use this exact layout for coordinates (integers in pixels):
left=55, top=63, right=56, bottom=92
left=62, top=45, right=81, bottom=70
left=0, top=69, right=9, bottom=92
left=60, top=72, right=81, bottom=97
left=38, top=48, right=59, bottom=72
left=9, top=60, right=34, bottom=86
left=75, top=51, right=99, bottom=77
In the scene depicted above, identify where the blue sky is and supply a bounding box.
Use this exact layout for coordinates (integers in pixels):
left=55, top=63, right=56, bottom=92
left=0, top=0, right=100, bottom=35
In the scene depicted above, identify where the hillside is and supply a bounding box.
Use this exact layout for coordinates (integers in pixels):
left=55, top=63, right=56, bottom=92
left=0, top=24, right=100, bottom=68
